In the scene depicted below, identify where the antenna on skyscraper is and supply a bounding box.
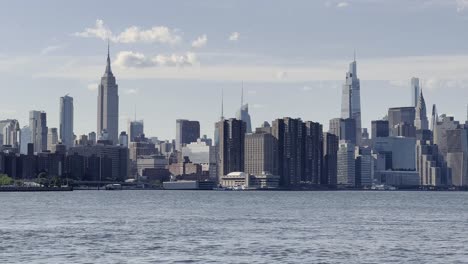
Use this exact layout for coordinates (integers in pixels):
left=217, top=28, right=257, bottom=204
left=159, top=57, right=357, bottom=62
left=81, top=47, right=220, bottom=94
left=241, top=81, right=244, bottom=108
left=221, top=88, right=224, bottom=121
left=353, top=49, right=356, bottom=62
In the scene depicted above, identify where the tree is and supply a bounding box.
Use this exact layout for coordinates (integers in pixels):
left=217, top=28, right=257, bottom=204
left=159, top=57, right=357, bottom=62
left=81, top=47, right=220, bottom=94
left=0, top=174, right=13, bottom=186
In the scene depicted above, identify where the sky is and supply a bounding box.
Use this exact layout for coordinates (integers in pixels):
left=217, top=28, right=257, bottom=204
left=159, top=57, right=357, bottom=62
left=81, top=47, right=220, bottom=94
left=0, top=0, right=467, bottom=140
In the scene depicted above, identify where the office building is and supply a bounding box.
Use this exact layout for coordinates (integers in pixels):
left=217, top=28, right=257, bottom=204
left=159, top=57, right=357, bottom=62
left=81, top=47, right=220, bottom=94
left=304, top=121, right=323, bottom=184
left=119, top=131, right=128, bottom=147
left=322, top=132, right=338, bottom=185
left=29, top=111, right=48, bottom=153
left=337, top=141, right=355, bottom=186
left=355, top=146, right=372, bottom=187
left=414, top=90, right=428, bottom=130
left=371, top=120, right=389, bottom=139
left=47, top=128, right=58, bottom=151
left=60, top=95, right=74, bottom=149
left=446, top=128, right=468, bottom=186
left=97, top=44, right=119, bottom=144
left=181, top=140, right=217, bottom=180
left=329, top=118, right=356, bottom=144
left=341, top=57, right=362, bottom=145
left=216, top=118, right=246, bottom=181
left=244, top=131, right=277, bottom=176
left=388, top=107, right=416, bottom=137
left=175, top=119, right=200, bottom=151
left=1, top=120, right=21, bottom=150
left=416, top=140, right=451, bottom=186
left=373, top=136, right=416, bottom=170
left=128, top=120, right=144, bottom=142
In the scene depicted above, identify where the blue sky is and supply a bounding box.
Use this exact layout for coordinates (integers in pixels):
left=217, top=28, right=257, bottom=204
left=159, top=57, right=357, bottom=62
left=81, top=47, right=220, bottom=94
left=0, top=0, right=467, bottom=140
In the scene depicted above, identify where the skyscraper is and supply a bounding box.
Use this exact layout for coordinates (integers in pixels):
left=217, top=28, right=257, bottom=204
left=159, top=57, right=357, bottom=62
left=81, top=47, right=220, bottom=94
left=388, top=107, right=416, bottom=137
left=216, top=118, right=246, bottom=181
left=411, top=77, right=420, bottom=107
left=337, top=141, right=356, bottom=186
left=97, top=44, right=119, bottom=145
left=341, top=56, right=362, bottom=145
left=235, top=86, right=252, bottom=133
left=29, top=111, right=47, bottom=153
left=128, top=120, right=144, bottom=142
left=244, top=131, right=277, bottom=176
left=431, top=104, right=438, bottom=132
left=322, top=132, right=338, bottom=185
left=47, top=128, right=58, bottom=151
left=329, top=118, right=356, bottom=144
left=2, top=120, right=21, bottom=150
left=175, top=119, right=200, bottom=151
left=60, top=95, right=74, bottom=149
left=414, top=89, right=428, bottom=130
left=371, top=120, right=389, bottom=139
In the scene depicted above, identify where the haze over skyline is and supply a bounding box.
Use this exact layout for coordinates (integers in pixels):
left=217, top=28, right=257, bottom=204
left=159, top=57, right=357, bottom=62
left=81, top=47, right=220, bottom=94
left=0, top=0, right=467, bottom=140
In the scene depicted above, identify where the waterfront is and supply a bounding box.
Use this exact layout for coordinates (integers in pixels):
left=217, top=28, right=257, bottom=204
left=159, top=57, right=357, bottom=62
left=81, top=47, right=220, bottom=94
left=0, top=191, right=467, bottom=263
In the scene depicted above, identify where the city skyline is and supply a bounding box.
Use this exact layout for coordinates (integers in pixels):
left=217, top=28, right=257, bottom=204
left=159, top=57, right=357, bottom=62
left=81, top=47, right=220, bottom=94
left=0, top=1, right=468, bottom=140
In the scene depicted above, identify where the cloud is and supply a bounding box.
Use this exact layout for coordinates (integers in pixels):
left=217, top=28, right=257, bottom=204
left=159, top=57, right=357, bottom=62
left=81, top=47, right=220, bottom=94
left=336, top=2, right=349, bottom=8
left=114, top=51, right=199, bottom=68
left=456, top=0, right=468, bottom=12
left=87, top=83, right=98, bottom=91
left=74, top=19, right=181, bottom=45
left=40, top=45, right=62, bottom=55
left=124, top=88, right=138, bottom=94
left=191, top=34, right=207, bottom=48
left=73, top=19, right=112, bottom=40
left=276, top=71, right=287, bottom=80
left=229, top=32, right=240, bottom=41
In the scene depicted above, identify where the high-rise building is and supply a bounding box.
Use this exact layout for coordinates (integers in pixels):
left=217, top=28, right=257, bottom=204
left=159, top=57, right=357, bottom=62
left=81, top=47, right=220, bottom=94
left=1, top=120, right=21, bottom=150
left=272, top=117, right=304, bottom=186
left=388, top=107, right=416, bottom=137
left=416, top=140, right=451, bottom=186
left=29, top=111, right=47, bottom=153
left=329, top=118, right=356, bottom=144
left=446, top=128, right=468, bottom=186
left=60, top=95, right=74, bottom=149
left=128, top=120, right=144, bottom=142
left=175, top=119, right=200, bottom=151
left=355, top=146, right=372, bottom=187
left=431, top=104, right=438, bottom=132
left=244, top=131, right=277, bottom=176
left=337, top=141, right=356, bottom=186
left=256, top=121, right=272, bottom=134
left=47, top=128, right=58, bottom=151
left=434, top=115, right=460, bottom=157
left=341, top=57, right=362, bottom=145
left=181, top=140, right=217, bottom=180
left=216, top=118, right=246, bottom=181
left=88, top=132, right=97, bottom=145
left=304, top=121, right=323, bottom=184
left=411, top=77, right=420, bottom=107
left=119, top=131, right=128, bottom=147
left=371, top=120, right=389, bottom=139
left=322, top=132, right=338, bottom=185
left=20, top=126, right=31, bottom=154
left=97, top=44, right=119, bottom=145
left=235, top=87, right=252, bottom=133
left=414, top=89, right=428, bottom=130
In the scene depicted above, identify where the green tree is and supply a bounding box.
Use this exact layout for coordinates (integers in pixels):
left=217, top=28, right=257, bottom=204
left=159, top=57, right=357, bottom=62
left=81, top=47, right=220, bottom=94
left=0, top=174, right=13, bottom=186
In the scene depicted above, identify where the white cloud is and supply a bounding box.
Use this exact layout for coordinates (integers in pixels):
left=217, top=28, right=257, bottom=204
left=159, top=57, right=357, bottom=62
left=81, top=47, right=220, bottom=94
left=276, top=71, right=287, bottom=80
left=191, top=34, right=208, bottom=48
left=456, top=0, right=468, bottom=12
left=114, top=51, right=199, bottom=68
left=74, top=19, right=182, bottom=45
left=336, top=2, right=350, bottom=8
left=229, top=32, right=240, bottom=41
left=40, top=45, right=62, bottom=55
left=73, top=19, right=112, bottom=40
left=87, top=83, right=98, bottom=91
left=124, top=88, right=138, bottom=94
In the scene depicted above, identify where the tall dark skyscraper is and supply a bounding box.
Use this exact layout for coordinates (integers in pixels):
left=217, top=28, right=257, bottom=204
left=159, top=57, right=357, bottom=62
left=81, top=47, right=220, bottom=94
left=341, top=56, right=362, bottom=145
left=60, top=95, right=74, bottom=149
left=175, top=119, right=200, bottom=151
left=128, top=120, right=144, bottom=142
left=322, top=132, right=338, bottom=185
left=411, top=77, right=420, bottom=107
left=371, top=120, right=389, bottom=139
left=304, top=121, right=323, bottom=184
left=29, top=111, right=47, bottom=153
left=216, top=118, right=246, bottom=181
left=97, top=44, right=119, bottom=145
left=329, top=118, right=356, bottom=144
left=273, top=118, right=305, bottom=187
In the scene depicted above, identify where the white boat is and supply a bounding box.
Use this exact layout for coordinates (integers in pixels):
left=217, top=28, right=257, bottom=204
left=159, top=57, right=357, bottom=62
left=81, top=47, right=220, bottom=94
left=105, top=184, right=122, bottom=190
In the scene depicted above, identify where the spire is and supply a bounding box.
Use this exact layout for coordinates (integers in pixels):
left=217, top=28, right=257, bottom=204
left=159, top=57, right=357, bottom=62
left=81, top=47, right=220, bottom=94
left=105, top=39, right=112, bottom=74
left=353, top=49, right=356, bottom=62
left=221, top=88, right=224, bottom=121
left=241, top=81, right=244, bottom=108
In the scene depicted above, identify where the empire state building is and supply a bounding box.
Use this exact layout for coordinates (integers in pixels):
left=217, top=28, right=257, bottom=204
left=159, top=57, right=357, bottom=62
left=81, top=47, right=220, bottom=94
left=97, top=45, right=119, bottom=144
